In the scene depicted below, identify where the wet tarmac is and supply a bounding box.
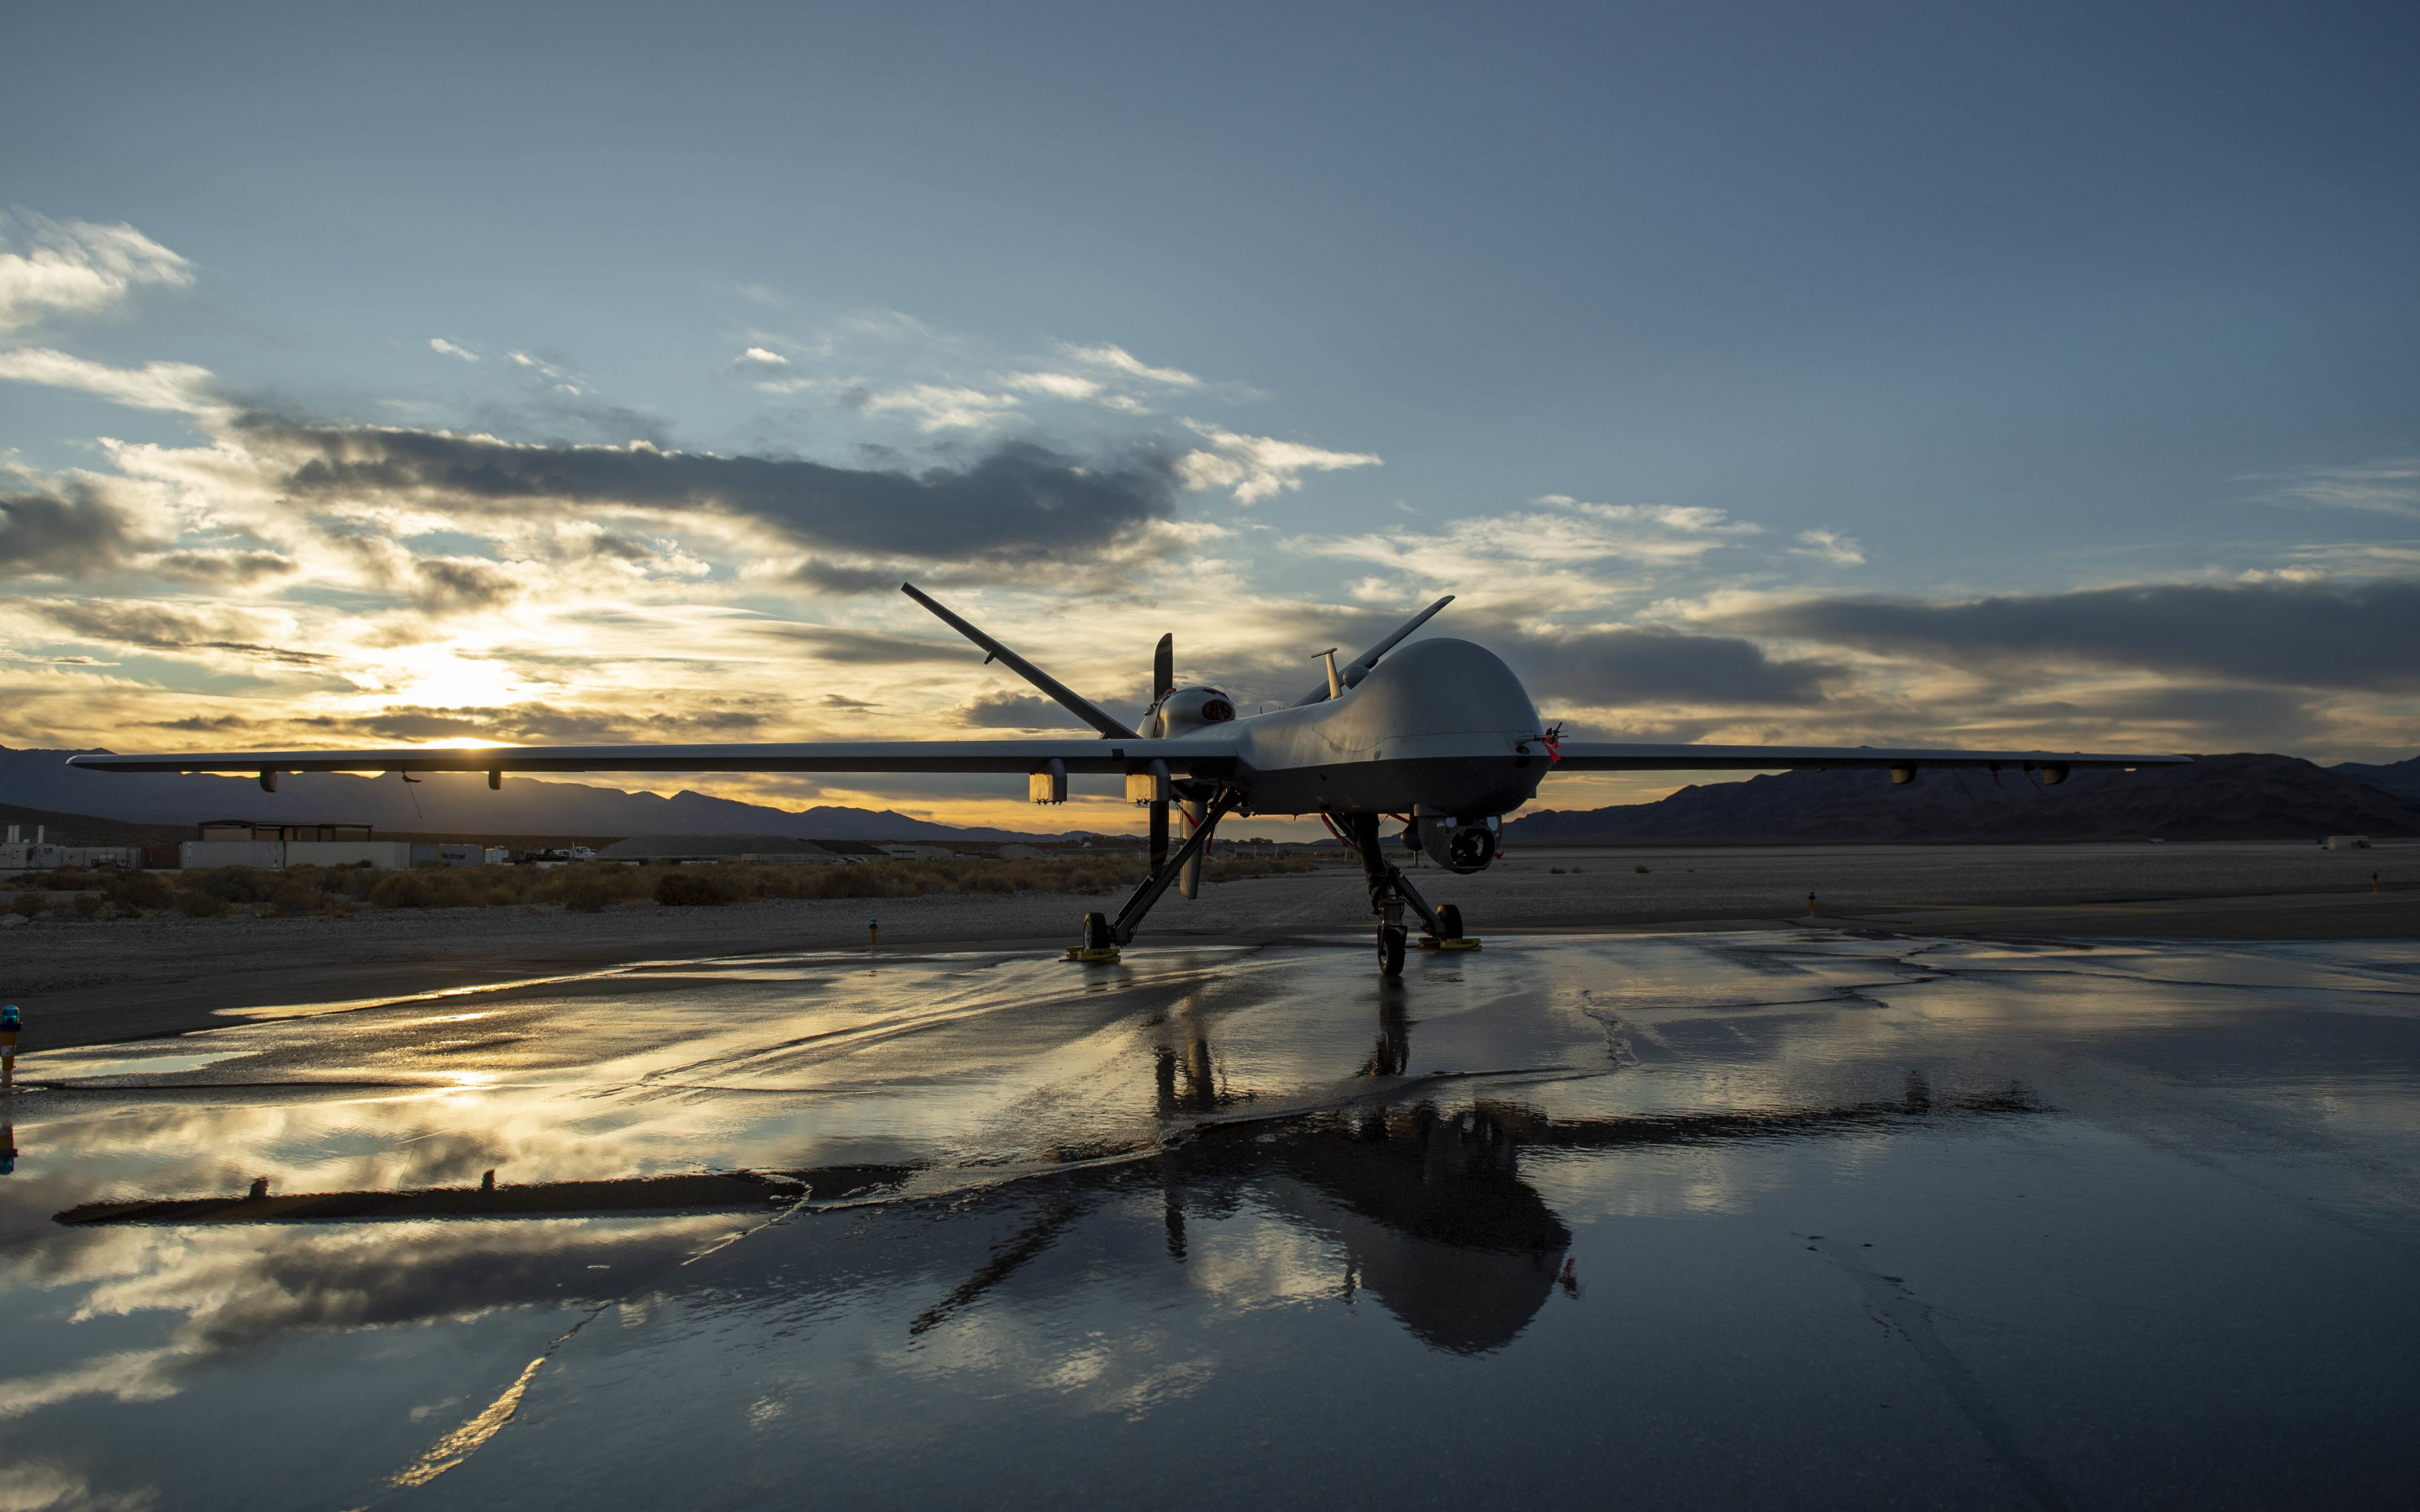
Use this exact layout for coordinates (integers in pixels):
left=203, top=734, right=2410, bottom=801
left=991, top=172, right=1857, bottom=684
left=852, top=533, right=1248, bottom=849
left=3, top=930, right=2417, bottom=1509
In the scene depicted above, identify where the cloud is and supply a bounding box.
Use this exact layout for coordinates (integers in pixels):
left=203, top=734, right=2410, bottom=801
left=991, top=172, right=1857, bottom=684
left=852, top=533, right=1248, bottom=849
left=0, top=485, right=139, bottom=576
left=1002, top=370, right=1102, bottom=401
left=429, top=338, right=480, bottom=363
left=150, top=699, right=767, bottom=744
left=1706, top=578, right=2420, bottom=691
left=860, top=384, right=1021, bottom=432
left=789, top=558, right=909, bottom=595
left=0, top=211, right=192, bottom=330
left=955, top=691, right=1092, bottom=729
left=1787, top=528, right=1865, bottom=565
left=408, top=554, right=524, bottom=612
left=1309, top=495, right=1760, bottom=611
left=737, top=346, right=789, bottom=367
left=0, top=348, right=222, bottom=414
left=0, top=1459, right=157, bottom=1511
left=144, top=548, right=297, bottom=585
left=1060, top=343, right=1201, bottom=388
left=750, top=622, right=983, bottom=664
left=17, top=597, right=332, bottom=666
left=1175, top=423, right=1381, bottom=505
left=1507, top=626, right=1835, bottom=709
left=502, top=349, right=587, bottom=394
left=2249, top=458, right=2420, bottom=517
left=260, top=423, right=1181, bottom=564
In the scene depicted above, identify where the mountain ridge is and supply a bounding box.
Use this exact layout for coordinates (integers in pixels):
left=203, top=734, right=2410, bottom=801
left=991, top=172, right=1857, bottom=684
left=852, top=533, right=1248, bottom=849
left=0, top=747, right=1099, bottom=843
left=2332, top=754, right=2420, bottom=801
left=1502, top=752, right=2420, bottom=845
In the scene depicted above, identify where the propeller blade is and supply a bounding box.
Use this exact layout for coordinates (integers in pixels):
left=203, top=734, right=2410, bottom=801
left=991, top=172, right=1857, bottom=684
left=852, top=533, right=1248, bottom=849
left=1153, top=633, right=1173, bottom=701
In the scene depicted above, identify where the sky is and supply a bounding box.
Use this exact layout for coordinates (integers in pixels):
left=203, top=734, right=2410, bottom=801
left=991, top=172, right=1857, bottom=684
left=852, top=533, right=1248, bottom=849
left=3, top=1, right=2417, bottom=835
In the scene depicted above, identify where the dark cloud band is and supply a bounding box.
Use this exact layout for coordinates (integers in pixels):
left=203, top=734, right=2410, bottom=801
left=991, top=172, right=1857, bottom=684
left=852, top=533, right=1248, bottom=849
left=0, top=486, right=136, bottom=576
left=255, top=422, right=1180, bottom=562
left=1507, top=626, right=1833, bottom=707
left=1714, top=579, right=2420, bottom=690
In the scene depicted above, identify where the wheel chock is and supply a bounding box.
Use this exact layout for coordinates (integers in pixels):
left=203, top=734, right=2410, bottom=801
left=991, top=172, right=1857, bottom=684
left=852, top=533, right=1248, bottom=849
left=1416, top=936, right=1482, bottom=951
left=1064, top=946, right=1123, bottom=963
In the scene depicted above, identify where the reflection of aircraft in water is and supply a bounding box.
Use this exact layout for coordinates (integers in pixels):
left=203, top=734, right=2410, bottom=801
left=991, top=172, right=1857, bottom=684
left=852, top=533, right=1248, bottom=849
left=55, top=1167, right=906, bottom=1226
left=67, top=585, right=2189, bottom=974
left=56, top=1054, right=2031, bottom=1356
left=1187, top=1102, right=1572, bottom=1354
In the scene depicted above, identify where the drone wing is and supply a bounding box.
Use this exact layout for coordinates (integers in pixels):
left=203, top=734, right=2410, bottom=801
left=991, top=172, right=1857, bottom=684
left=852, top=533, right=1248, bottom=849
left=1549, top=743, right=2189, bottom=776
left=66, top=738, right=1237, bottom=785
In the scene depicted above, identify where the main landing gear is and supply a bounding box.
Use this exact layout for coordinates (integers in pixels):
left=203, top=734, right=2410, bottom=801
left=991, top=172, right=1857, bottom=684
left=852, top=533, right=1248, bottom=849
left=1065, top=796, right=1477, bottom=976
left=1339, top=813, right=1477, bottom=977
left=1066, top=788, right=1240, bottom=963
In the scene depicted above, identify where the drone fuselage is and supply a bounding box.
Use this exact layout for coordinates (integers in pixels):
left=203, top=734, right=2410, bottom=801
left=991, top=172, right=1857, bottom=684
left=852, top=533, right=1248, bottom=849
left=1166, top=637, right=1548, bottom=821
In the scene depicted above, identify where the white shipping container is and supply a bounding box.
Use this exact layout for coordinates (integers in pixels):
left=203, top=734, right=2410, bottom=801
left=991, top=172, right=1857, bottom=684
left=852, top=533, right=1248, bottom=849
left=62, top=848, right=141, bottom=869
left=286, top=842, right=417, bottom=869
left=182, top=840, right=288, bottom=869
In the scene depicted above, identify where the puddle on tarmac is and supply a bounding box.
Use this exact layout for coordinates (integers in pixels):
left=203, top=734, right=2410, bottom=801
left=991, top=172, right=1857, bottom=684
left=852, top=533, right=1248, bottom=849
left=3, top=932, right=2417, bottom=1509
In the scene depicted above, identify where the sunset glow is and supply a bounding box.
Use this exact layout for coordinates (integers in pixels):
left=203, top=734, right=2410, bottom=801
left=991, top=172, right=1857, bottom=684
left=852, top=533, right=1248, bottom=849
left=6, top=9, right=2417, bottom=835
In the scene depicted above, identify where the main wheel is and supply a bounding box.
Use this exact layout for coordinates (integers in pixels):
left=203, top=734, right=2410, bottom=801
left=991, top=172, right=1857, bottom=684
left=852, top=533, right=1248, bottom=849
left=1434, top=904, right=1464, bottom=941
left=1377, top=924, right=1407, bottom=976
left=1081, top=911, right=1112, bottom=950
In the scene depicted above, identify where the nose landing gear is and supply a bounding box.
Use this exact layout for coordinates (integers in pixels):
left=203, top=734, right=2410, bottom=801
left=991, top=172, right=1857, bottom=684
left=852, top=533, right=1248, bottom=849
left=1377, top=924, right=1407, bottom=976
left=1339, top=812, right=1477, bottom=975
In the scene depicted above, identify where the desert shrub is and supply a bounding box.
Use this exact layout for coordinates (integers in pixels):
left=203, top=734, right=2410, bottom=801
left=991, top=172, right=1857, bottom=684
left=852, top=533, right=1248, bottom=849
left=655, top=869, right=735, bottom=907
left=176, top=889, right=230, bottom=917
left=621, top=853, right=1334, bottom=903
left=784, top=857, right=1155, bottom=900
left=278, top=864, right=380, bottom=902
left=73, top=891, right=105, bottom=916
left=182, top=866, right=281, bottom=904
left=369, top=866, right=517, bottom=910
left=529, top=862, right=647, bottom=911
left=560, top=878, right=623, bottom=912
left=36, top=865, right=133, bottom=890
left=270, top=882, right=319, bottom=916
left=107, top=871, right=175, bottom=911
left=1205, top=855, right=1316, bottom=885
left=805, top=864, right=935, bottom=900
left=11, top=891, right=46, bottom=918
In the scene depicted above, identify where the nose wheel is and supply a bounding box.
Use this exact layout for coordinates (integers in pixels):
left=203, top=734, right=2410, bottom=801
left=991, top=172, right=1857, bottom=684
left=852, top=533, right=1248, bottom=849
left=1339, top=811, right=1481, bottom=974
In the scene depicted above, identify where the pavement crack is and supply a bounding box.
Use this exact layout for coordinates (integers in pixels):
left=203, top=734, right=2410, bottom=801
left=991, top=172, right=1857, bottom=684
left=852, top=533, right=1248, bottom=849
left=1807, top=1237, right=2071, bottom=1512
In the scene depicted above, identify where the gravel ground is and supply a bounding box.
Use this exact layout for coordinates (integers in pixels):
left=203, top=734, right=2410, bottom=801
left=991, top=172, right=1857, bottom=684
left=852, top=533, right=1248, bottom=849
left=3, top=838, right=2411, bottom=1050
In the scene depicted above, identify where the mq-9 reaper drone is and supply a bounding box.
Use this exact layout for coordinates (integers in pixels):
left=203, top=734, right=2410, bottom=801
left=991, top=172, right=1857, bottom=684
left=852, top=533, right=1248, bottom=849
left=67, top=585, right=2189, bottom=974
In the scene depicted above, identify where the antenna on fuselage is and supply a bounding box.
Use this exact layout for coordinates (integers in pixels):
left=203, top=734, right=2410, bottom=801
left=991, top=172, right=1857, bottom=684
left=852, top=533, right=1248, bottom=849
left=900, top=583, right=1138, bottom=739
left=1291, top=595, right=1455, bottom=706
